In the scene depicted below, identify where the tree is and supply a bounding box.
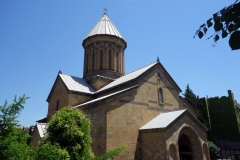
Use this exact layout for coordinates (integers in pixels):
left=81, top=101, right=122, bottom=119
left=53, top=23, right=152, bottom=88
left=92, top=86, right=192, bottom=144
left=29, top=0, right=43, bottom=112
left=38, top=106, right=94, bottom=160
left=208, top=141, right=220, bottom=160
left=0, top=95, right=29, bottom=135
left=36, top=140, right=70, bottom=160
left=183, top=85, right=207, bottom=125
left=0, top=95, right=34, bottom=160
left=37, top=107, right=127, bottom=160
left=194, top=0, right=240, bottom=50
left=183, top=84, right=202, bottom=113
left=0, top=128, right=35, bottom=160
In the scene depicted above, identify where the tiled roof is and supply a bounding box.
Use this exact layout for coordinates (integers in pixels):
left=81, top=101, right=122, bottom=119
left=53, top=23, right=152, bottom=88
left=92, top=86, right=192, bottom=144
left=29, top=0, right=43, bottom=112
left=97, top=62, right=157, bottom=93
left=36, top=123, right=47, bottom=138
left=85, top=13, right=124, bottom=39
left=140, top=109, right=186, bottom=130
left=73, top=85, right=138, bottom=108
left=59, top=74, right=95, bottom=94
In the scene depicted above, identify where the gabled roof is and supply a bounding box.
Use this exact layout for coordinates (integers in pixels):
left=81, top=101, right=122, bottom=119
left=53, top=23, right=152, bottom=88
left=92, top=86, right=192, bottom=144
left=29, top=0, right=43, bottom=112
left=73, top=85, right=138, bottom=108
left=59, top=74, right=95, bottom=94
left=47, top=73, right=95, bottom=102
left=140, top=109, right=186, bottom=130
left=97, top=62, right=158, bottom=93
left=85, top=13, right=124, bottom=39
left=140, top=109, right=207, bottom=131
left=36, top=123, right=47, bottom=138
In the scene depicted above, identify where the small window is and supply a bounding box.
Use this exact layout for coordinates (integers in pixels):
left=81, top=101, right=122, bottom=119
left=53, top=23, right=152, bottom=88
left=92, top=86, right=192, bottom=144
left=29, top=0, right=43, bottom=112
left=92, top=51, right=94, bottom=70
left=86, top=52, right=88, bottom=72
left=56, top=100, right=59, bottom=111
left=116, top=52, right=118, bottom=71
left=100, top=50, right=103, bottom=69
left=108, top=50, right=112, bottom=70
left=159, top=88, right=164, bottom=103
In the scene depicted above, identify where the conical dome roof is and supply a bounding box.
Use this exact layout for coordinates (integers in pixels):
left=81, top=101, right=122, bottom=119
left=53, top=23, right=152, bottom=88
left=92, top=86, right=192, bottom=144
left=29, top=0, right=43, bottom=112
left=85, top=13, right=124, bottom=39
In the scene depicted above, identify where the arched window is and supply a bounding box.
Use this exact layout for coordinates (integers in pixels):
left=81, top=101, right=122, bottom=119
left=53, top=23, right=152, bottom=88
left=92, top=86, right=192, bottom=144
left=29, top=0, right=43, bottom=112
left=85, top=53, right=89, bottom=72
left=92, top=51, right=94, bottom=70
left=85, top=51, right=88, bottom=73
left=100, top=50, right=103, bottom=69
left=56, top=100, right=59, bottom=111
left=122, top=53, right=124, bottom=74
left=159, top=88, right=164, bottom=103
left=108, top=50, right=112, bottom=70
left=116, top=52, right=118, bottom=72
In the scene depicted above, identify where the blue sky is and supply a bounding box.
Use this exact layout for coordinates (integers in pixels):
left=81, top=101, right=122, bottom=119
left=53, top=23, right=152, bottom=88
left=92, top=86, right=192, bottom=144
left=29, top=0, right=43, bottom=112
left=1, top=0, right=239, bottom=127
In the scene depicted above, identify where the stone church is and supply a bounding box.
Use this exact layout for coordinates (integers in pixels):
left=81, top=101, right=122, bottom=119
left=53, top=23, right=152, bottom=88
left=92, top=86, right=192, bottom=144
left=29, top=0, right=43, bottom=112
left=32, top=13, right=210, bottom=160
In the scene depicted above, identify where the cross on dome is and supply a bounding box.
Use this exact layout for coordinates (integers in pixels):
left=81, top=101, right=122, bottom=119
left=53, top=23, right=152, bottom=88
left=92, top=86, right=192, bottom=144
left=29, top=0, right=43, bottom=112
left=103, top=7, right=108, bottom=14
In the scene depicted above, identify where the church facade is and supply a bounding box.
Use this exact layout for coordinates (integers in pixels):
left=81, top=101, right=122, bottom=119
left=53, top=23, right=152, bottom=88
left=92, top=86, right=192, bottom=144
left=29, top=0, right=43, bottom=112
left=32, top=13, right=210, bottom=160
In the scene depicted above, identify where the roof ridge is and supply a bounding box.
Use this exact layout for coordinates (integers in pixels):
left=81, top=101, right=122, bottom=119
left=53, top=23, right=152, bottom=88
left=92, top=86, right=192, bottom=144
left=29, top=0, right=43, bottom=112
left=96, top=61, right=158, bottom=93
left=59, top=73, right=82, bottom=79
left=123, top=61, right=158, bottom=76
left=59, top=73, right=90, bottom=83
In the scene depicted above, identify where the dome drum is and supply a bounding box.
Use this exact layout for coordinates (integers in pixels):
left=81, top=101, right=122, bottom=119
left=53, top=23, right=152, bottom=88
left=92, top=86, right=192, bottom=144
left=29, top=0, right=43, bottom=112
left=83, top=37, right=125, bottom=81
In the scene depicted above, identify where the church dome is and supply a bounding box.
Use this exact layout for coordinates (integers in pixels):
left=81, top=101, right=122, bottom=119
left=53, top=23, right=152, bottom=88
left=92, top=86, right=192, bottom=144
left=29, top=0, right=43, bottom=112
left=85, top=13, right=124, bottom=40
left=82, top=13, right=127, bottom=81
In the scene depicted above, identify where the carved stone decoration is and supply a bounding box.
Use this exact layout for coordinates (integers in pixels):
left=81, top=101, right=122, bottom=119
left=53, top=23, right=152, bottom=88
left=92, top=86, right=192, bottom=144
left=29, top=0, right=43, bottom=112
left=157, top=73, right=163, bottom=86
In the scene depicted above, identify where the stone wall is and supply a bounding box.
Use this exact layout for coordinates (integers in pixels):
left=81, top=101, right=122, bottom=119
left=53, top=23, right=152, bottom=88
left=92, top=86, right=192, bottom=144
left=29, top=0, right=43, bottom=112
left=47, top=78, right=69, bottom=122
left=31, top=127, right=41, bottom=147
left=68, top=92, right=92, bottom=107
left=141, top=130, right=167, bottom=160
left=88, top=76, right=113, bottom=90
left=80, top=66, right=183, bottom=159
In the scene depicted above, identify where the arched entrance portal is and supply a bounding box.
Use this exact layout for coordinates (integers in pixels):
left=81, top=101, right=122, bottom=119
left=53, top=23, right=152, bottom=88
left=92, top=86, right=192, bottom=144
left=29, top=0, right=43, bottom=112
left=179, top=134, right=192, bottom=160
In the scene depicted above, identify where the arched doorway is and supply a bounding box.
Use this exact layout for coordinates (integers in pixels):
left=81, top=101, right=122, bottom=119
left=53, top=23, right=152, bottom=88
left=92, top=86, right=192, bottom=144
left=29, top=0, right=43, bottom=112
left=179, top=134, right=192, bottom=160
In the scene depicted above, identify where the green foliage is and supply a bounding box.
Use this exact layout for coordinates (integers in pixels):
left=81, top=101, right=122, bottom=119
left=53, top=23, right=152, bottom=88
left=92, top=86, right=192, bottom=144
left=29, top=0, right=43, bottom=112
left=229, top=30, right=240, bottom=50
left=208, top=95, right=240, bottom=141
left=0, top=95, right=33, bottom=160
left=194, top=1, right=240, bottom=50
left=183, top=84, right=205, bottom=122
left=237, top=117, right=240, bottom=131
left=208, top=141, right=220, bottom=159
left=36, top=140, right=70, bottom=160
left=42, top=106, right=94, bottom=160
left=0, top=128, right=35, bottom=160
left=183, top=85, right=213, bottom=140
left=94, top=145, right=127, bottom=160
left=0, top=94, right=29, bottom=136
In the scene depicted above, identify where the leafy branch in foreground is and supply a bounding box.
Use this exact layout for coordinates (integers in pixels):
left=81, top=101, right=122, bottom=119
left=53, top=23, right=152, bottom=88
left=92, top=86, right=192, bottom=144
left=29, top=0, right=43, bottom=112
left=94, top=145, right=127, bottom=160
left=194, top=0, right=240, bottom=50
